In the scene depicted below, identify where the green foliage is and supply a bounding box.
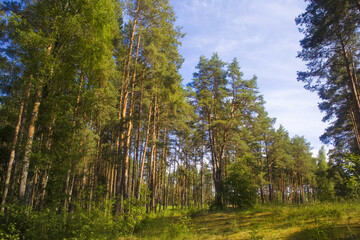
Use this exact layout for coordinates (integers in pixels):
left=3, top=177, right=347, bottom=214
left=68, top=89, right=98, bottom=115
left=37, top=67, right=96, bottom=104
left=121, top=198, right=148, bottom=236
left=315, top=146, right=335, bottom=201
left=168, top=216, right=191, bottom=238
left=1, top=1, right=359, bottom=238
left=296, top=0, right=360, bottom=199
left=0, top=199, right=151, bottom=239
left=0, top=210, right=20, bottom=240
left=329, top=154, right=360, bottom=200
left=221, top=161, right=257, bottom=209
left=344, top=154, right=360, bottom=187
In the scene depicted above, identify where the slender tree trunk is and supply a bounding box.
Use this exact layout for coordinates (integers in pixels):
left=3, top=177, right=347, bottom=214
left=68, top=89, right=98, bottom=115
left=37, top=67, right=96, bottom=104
left=29, top=168, right=39, bottom=208
left=159, top=122, right=168, bottom=211
left=62, top=72, right=84, bottom=211
left=201, top=142, right=204, bottom=209
left=19, top=81, right=44, bottom=202
left=150, top=96, right=158, bottom=211
left=134, top=87, right=143, bottom=197
left=137, top=100, right=153, bottom=198
left=39, top=164, right=51, bottom=209
left=115, top=1, right=140, bottom=216
left=1, top=80, right=31, bottom=211
left=208, top=113, right=222, bottom=206
left=281, top=172, right=286, bottom=203
left=193, top=151, right=197, bottom=208
left=162, top=137, right=168, bottom=211
left=339, top=31, right=360, bottom=119
left=106, top=137, right=113, bottom=200
left=265, top=137, right=274, bottom=202
left=123, top=34, right=141, bottom=205
left=110, top=164, right=116, bottom=199
left=349, top=108, right=360, bottom=149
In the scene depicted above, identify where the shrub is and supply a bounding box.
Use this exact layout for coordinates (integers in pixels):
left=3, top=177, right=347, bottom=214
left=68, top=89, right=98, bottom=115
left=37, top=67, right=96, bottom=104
left=221, top=162, right=257, bottom=209
left=0, top=199, right=147, bottom=239
left=168, top=216, right=191, bottom=238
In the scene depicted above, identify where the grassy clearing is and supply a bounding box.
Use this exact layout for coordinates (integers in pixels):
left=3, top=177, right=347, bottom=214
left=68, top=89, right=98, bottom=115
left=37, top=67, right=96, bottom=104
left=126, top=201, right=360, bottom=240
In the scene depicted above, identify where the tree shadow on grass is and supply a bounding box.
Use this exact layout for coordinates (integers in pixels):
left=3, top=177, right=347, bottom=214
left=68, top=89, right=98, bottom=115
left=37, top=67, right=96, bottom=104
left=189, top=211, right=275, bottom=237
left=288, top=222, right=360, bottom=240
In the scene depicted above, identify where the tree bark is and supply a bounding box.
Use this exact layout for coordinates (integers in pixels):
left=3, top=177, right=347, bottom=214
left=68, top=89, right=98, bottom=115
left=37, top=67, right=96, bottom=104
left=123, top=33, right=141, bottom=204
left=19, top=80, right=44, bottom=202
left=1, top=80, right=31, bottom=211
left=349, top=108, right=360, bottom=149
left=339, top=31, right=360, bottom=133
left=150, top=95, right=158, bottom=211
left=200, top=142, right=204, bottom=209
left=137, top=99, right=152, bottom=198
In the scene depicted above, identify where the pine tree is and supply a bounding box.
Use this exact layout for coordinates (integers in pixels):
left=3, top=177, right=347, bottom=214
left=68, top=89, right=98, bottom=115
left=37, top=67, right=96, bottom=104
left=315, top=146, right=335, bottom=201
left=297, top=0, right=360, bottom=152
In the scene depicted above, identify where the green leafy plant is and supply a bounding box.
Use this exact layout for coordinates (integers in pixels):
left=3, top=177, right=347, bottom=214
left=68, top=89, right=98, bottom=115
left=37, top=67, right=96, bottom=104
left=168, top=216, right=191, bottom=238
left=221, top=161, right=257, bottom=209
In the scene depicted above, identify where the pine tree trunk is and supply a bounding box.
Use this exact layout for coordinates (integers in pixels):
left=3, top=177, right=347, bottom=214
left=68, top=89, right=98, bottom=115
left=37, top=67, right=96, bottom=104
left=208, top=113, right=222, bottom=206
left=115, top=1, right=140, bottom=216
left=159, top=123, right=168, bottom=211
left=19, top=82, right=44, bottom=202
left=162, top=139, right=168, bottom=211
left=349, top=108, right=360, bottom=150
left=137, top=100, right=153, bottom=198
left=29, top=168, right=39, bottom=208
left=39, top=163, right=51, bottom=209
left=150, top=96, right=158, bottom=211
left=200, top=142, right=204, bottom=209
left=338, top=31, right=360, bottom=133
left=124, top=34, right=141, bottom=204
left=134, top=87, right=143, bottom=198
left=193, top=152, right=197, bottom=208
left=1, top=80, right=31, bottom=211
left=264, top=135, right=273, bottom=202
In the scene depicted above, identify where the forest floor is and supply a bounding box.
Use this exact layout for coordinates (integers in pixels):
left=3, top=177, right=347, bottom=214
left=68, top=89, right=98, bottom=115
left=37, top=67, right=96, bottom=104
left=126, top=201, right=360, bottom=240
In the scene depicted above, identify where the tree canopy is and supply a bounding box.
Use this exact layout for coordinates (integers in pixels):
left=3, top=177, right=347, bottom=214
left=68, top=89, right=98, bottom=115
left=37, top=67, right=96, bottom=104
left=0, top=1, right=359, bottom=238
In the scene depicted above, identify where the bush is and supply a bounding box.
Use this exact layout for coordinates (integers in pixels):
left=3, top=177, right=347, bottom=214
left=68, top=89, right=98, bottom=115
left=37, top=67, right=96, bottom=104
left=221, top=162, right=257, bottom=209
left=168, top=216, right=191, bottom=238
left=0, top=199, right=147, bottom=239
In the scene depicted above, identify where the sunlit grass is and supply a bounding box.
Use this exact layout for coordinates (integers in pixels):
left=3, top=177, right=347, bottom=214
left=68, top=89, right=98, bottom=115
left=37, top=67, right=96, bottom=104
left=125, top=201, right=360, bottom=239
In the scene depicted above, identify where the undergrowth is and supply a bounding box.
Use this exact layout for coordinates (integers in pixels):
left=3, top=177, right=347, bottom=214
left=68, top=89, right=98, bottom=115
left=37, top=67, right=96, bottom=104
left=1, top=201, right=360, bottom=239
left=0, top=199, right=146, bottom=240
left=130, top=201, right=360, bottom=239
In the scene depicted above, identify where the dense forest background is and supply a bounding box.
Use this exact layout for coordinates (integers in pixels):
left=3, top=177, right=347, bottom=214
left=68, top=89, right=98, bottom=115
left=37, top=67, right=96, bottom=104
left=0, top=0, right=359, bottom=238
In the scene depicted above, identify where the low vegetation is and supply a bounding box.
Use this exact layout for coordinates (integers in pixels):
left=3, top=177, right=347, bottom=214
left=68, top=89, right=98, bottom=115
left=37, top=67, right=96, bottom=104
left=1, top=201, right=359, bottom=239
left=131, top=201, right=360, bottom=240
left=1, top=1, right=360, bottom=239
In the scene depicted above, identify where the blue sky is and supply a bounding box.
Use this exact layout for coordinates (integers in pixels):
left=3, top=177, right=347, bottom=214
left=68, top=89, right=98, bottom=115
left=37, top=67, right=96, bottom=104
left=169, top=0, right=329, bottom=156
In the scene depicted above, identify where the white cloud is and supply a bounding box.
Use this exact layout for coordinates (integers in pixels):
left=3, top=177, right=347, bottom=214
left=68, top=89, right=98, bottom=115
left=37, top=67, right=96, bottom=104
left=170, top=0, right=328, bottom=153
left=263, top=88, right=329, bottom=155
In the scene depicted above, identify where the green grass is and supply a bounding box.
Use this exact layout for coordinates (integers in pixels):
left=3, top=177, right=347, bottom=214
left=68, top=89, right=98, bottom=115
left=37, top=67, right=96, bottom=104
left=125, top=201, right=360, bottom=240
